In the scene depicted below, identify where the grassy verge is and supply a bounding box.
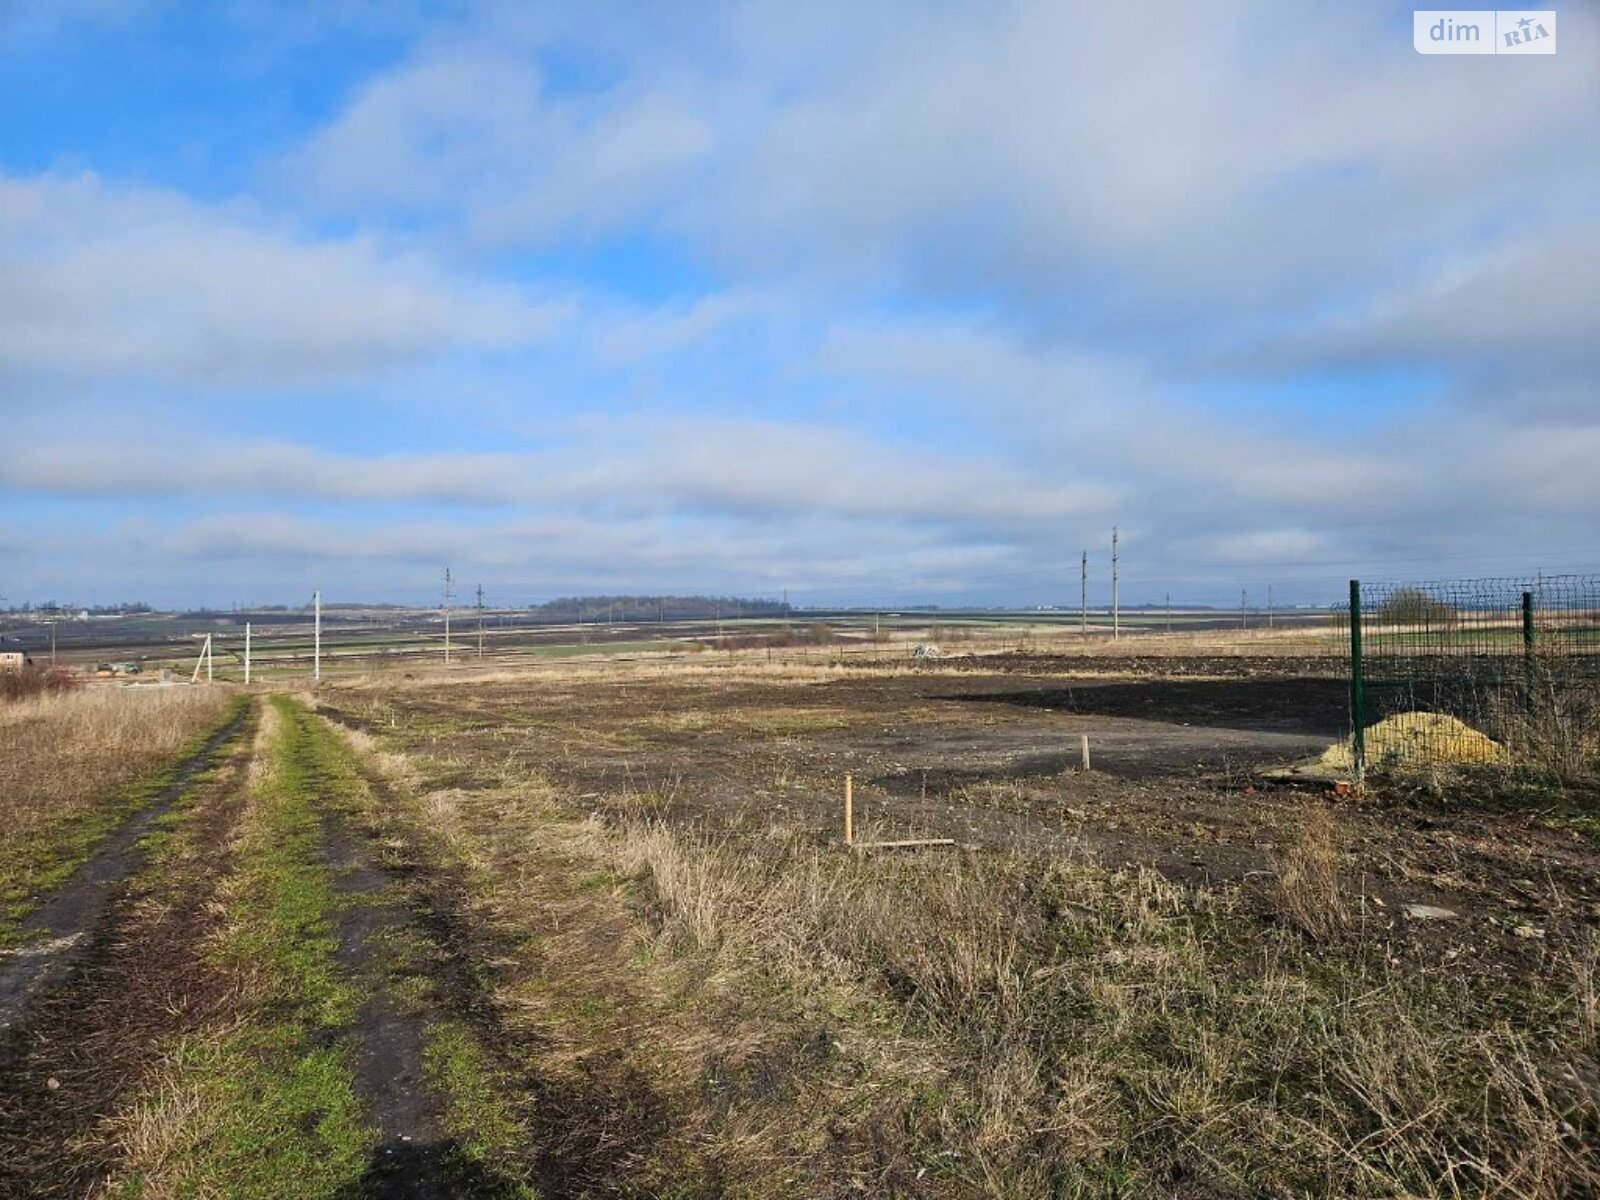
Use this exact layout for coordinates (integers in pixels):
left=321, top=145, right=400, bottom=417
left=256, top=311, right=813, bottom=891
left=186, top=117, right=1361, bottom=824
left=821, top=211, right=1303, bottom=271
left=0, top=702, right=259, bottom=1195
left=421, top=1019, right=540, bottom=1190
left=0, top=692, right=248, bottom=947
left=102, top=696, right=371, bottom=1197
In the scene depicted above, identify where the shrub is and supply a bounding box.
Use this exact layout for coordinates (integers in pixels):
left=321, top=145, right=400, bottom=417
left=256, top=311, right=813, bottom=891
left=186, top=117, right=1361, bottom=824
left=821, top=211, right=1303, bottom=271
left=1378, top=587, right=1457, bottom=627
left=0, top=664, right=80, bottom=703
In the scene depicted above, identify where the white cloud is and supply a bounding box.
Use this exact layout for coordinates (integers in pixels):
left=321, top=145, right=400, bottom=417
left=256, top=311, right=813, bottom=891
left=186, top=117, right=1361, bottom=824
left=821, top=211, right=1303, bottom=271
left=8, top=1, right=1599, bottom=605
left=0, top=171, right=569, bottom=387
left=0, top=417, right=1117, bottom=528
left=590, top=290, right=770, bottom=361
left=1261, top=228, right=1600, bottom=381
left=280, top=3, right=1591, bottom=311
left=290, top=46, right=711, bottom=245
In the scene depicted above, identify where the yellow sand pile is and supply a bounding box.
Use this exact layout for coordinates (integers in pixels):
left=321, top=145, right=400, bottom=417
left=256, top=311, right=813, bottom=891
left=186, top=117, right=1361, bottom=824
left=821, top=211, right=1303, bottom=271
left=1320, top=711, right=1505, bottom=771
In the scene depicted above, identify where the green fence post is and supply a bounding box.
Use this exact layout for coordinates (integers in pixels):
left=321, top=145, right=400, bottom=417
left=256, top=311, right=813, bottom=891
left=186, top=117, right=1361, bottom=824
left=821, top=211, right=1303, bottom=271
left=1522, top=590, right=1536, bottom=716
left=1350, top=579, right=1365, bottom=784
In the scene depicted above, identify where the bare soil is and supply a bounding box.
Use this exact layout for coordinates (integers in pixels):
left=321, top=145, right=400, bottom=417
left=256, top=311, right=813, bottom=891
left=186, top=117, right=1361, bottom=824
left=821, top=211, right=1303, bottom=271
left=326, top=659, right=1600, bottom=984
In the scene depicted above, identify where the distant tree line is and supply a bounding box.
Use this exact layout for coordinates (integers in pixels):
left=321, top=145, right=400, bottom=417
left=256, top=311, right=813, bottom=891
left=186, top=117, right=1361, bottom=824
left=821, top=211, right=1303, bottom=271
left=4, top=601, right=152, bottom=614
left=529, top=595, right=791, bottom=623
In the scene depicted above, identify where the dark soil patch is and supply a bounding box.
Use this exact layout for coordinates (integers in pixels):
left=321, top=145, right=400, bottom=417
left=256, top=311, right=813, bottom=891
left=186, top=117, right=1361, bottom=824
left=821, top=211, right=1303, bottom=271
left=319, top=812, right=460, bottom=1200
left=949, top=676, right=1350, bottom=737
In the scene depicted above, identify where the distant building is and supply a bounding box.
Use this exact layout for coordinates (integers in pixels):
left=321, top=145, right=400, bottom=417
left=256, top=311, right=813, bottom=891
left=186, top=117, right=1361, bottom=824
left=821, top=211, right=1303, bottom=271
left=0, top=649, right=33, bottom=672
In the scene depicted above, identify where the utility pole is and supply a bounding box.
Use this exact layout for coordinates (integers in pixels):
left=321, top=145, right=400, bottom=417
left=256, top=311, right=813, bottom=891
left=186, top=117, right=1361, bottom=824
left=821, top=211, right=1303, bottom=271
left=191, top=634, right=213, bottom=685
left=244, top=622, right=251, bottom=685
left=313, top=590, right=321, bottom=682
left=1166, top=592, right=1171, bottom=635
left=50, top=618, right=56, bottom=666
left=1111, top=526, right=1120, bottom=642
left=1267, top=584, right=1274, bottom=630
left=476, top=584, right=484, bottom=660
left=1241, top=588, right=1248, bottom=631
left=1080, top=551, right=1088, bottom=636
left=443, top=567, right=453, bottom=664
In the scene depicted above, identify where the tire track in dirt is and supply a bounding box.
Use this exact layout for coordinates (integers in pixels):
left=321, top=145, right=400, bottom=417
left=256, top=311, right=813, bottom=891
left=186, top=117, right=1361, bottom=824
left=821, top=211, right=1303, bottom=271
left=315, top=709, right=686, bottom=1199
left=0, top=700, right=259, bottom=1198
left=294, top=711, right=532, bottom=1199
left=319, top=805, right=461, bottom=1198
left=0, top=701, right=251, bottom=1033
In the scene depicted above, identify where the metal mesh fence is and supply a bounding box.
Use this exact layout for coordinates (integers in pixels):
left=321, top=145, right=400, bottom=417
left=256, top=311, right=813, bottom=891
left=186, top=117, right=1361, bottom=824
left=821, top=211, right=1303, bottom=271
left=1334, top=575, right=1600, bottom=778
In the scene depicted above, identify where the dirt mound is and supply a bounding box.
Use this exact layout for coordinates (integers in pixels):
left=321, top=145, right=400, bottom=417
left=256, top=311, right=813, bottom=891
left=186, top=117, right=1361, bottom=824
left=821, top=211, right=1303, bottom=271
left=1320, top=711, right=1504, bottom=770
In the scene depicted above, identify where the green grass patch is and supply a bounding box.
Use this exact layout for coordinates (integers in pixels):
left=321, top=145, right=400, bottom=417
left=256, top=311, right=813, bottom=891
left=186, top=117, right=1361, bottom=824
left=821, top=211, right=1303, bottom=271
left=109, top=696, right=373, bottom=1195
left=423, top=1021, right=540, bottom=1197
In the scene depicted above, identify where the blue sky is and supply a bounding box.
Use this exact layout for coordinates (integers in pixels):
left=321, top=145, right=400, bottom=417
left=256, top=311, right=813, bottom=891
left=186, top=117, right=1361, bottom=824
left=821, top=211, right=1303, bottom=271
left=2, top=1, right=1596, bottom=608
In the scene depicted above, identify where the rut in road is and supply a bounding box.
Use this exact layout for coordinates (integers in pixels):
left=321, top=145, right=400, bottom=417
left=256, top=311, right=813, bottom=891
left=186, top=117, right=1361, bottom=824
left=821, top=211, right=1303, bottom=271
left=0, top=701, right=251, bottom=1033
left=0, top=701, right=259, bottom=1198
left=283, top=702, right=535, bottom=1199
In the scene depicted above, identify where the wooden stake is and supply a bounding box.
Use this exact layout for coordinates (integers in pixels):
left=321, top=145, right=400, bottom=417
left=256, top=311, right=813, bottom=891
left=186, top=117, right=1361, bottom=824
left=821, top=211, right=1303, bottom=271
left=1080, top=734, right=1091, bottom=772
left=844, top=774, right=854, bottom=845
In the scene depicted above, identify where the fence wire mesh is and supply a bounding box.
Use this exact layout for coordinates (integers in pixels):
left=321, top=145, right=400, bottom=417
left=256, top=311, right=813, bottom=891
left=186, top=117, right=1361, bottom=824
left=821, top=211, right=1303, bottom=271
left=1335, top=575, right=1600, bottom=778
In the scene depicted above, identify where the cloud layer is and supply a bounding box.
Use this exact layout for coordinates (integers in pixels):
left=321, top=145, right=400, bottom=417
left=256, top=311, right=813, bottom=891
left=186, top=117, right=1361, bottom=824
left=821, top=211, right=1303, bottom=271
left=0, top=172, right=567, bottom=386
left=2, top=0, right=1596, bottom=606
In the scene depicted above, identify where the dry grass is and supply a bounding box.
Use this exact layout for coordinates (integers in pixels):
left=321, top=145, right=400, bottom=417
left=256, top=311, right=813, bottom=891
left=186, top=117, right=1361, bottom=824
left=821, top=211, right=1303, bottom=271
left=0, top=664, right=79, bottom=702
left=1274, top=801, right=1348, bottom=941
left=1493, top=674, right=1600, bottom=781
left=319, top=665, right=1600, bottom=1196
left=0, top=685, right=236, bottom=937
left=336, top=694, right=1600, bottom=1195
left=0, top=685, right=232, bottom=839
left=605, top=816, right=1598, bottom=1196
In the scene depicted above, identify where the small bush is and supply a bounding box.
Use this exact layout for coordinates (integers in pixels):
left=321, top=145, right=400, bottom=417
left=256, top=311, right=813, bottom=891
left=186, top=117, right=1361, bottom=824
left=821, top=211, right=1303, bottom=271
left=0, top=664, right=80, bottom=703
left=1378, top=587, right=1457, bottom=628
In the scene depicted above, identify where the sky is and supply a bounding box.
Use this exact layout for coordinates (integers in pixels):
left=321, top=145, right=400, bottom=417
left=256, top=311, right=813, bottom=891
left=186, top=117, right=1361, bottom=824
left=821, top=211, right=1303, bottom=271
left=1, top=1, right=1596, bottom=610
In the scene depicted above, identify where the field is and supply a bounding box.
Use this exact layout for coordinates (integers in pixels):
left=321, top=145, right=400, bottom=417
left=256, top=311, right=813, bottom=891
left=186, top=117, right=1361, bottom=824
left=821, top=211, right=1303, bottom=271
left=0, top=605, right=1331, bottom=683
left=2, top=628, right=1597, bottom=1197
